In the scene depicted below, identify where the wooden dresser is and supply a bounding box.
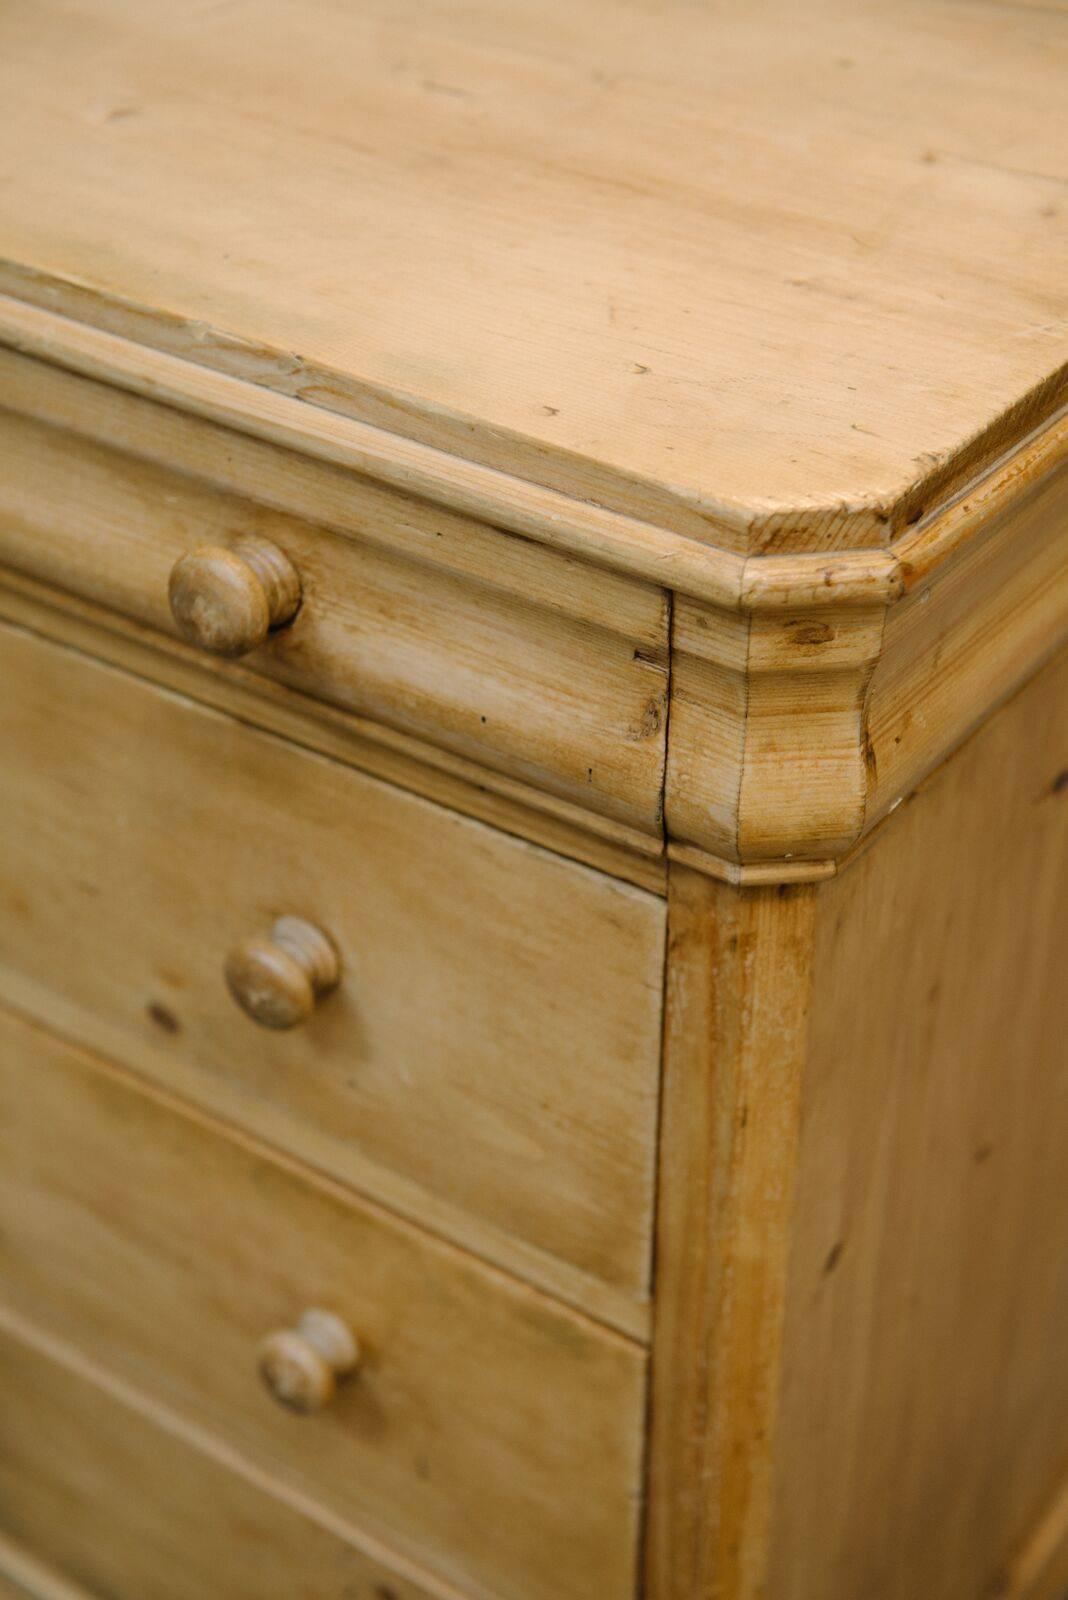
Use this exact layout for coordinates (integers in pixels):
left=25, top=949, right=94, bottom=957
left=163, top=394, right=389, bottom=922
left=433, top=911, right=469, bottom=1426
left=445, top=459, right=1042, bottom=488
left=0, top=4, right=1065, bottom=1598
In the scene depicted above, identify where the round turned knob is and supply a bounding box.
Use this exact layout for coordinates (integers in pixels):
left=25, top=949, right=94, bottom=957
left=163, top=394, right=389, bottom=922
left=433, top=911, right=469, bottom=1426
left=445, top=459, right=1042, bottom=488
left=258, top=1308, right=360, bottom=1413
left=168, top=535, right=301, bottom=658
left=225, top=916, right=340, bottom=1030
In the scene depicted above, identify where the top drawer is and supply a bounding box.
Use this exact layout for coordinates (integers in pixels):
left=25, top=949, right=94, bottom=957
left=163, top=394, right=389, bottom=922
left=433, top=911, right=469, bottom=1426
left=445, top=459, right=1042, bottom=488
left=0, top=346, right=670, bottom=837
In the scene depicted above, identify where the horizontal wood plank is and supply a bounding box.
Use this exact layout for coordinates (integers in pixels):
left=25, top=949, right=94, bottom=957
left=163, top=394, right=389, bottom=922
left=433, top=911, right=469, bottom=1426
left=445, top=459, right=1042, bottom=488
left=0, top=0, right=1064, bottom=547
left=0, top=349, right=670, bottom=835
left=0, top=1306, right=462, bottom=1600
left=0, top=620, right=665, bottom=1323
left=0, top=1004, right=646, bottom=1600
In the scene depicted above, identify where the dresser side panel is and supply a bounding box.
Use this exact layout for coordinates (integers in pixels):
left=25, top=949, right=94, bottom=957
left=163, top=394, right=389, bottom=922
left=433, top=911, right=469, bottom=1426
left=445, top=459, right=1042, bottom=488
left=767, top=643, right=1068, bottom=1600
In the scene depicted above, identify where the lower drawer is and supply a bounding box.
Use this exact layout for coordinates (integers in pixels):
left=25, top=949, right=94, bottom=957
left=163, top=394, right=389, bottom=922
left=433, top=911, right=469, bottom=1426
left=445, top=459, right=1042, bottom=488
left=0, top=1007, right=645, bottom=1600
left=0, top=1310, right=441, bottom=1600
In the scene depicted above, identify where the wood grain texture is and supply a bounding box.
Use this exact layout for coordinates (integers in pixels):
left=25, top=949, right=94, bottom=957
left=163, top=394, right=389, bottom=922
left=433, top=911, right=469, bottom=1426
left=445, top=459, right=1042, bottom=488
left=0, top=350, right=670, bottom=835
left=666, top=599, right=887, bottom=864
left=224, top=918, right=341, bottom=1032
left=0, top=1305, right=460, bottom=1600
left=667, top=451, right=1068, bottom=868
left=168, top=536, right=303, bottom=660
left=0, top=1537, right=97, bottom=1600
left=0, top=564, right=666, bottom=894
left=0, top=291, right=744, bottom=612
left=645, top=872, right=818, bottom=1599
left=2, top=314, right=1066, bottom=884
left=0, top=1004, right=646, bottom=1600
left=766, top=644, right=1068, bottom=1600
left=0, top=0, right=1065, bottom=547
left=866, top=459, right=1068, bottom=830
left=649, top=643, right=1068, bottom=1600
left=0, top=620, right=665, bottom=1329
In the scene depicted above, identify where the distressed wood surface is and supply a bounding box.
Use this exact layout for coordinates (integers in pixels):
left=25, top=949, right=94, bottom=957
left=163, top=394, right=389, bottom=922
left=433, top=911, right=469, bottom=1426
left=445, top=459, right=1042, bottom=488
left=0, top=620, right=665, bottom=1331
left=0, top=0, right=1065, bottom=549
left=865, top=459, right=1068, bottom=833
left=645, top=873, right=817, bottom=1599
left=3, top=341, right=1065, bottom=884
left=0, top=565, right=667, bottom=894
left=0, top=349, right=670, bottom=836
left=0, top=1306, right=457, bottom=1600
left=766, top=644, right=1068, bottom=1600
left=0, top=1004, right=646, bottom=1600
left=648, top=642, right=1068, bottom=1600
left=666, top=452, right=1068, bottom=870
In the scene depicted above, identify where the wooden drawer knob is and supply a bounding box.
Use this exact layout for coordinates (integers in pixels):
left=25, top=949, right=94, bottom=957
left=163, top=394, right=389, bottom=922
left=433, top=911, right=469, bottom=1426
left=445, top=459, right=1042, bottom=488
left=258, top=1308, right=360, bottom=1413
left=225, top=916, right=340, bottom=1030
left=168, top=535, right=301, bottom=657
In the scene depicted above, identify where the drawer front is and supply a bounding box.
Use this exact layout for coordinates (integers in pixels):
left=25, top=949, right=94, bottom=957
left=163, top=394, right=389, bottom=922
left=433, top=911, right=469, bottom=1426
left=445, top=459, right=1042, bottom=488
left=0, top=349, right=670, bottom=835
left=0, top=621, right=664, bottom=1317
left=0, top=1007, right=646, bottom=1600
left=0, top=1312, right=442, bottom=1600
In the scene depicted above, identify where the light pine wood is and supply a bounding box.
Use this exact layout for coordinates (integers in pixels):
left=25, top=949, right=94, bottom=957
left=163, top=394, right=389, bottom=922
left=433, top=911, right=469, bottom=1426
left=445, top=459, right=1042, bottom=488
left=0, top=0, right=1065, bottom=547
left=0, top=364, right=670, bottom=836
left=0, top=1308, right=454, bottom=1600
left=0, top=8, right=1066, bottom=1596
left=0, top=562, right=667, bottom=895
left=5, top=277, right=1056, bottom=618
left=168, top=536, right=302, bottom=659
left=646, top=874, right=817, bottom=1599
left=0, top=1003, right=646, bottom=1600
left=666, top=448, right=1068, bottom=870
left=648, top=642, right=1068, bottom=1600
left=258, top=1310, right=361, bottom=1414
left=666, top=597, right=887, bottom=866
left=766, top=646, right=1068, bottom=1600
left=225, top=918, right=341, bottom=1032
left=865, top=455, right=1068, bottom=837
left=0, top=620, right=665, bottom=1325
left=2, top=336, right=1065, bottom=881
left=0, top=297, right=743, bottom=611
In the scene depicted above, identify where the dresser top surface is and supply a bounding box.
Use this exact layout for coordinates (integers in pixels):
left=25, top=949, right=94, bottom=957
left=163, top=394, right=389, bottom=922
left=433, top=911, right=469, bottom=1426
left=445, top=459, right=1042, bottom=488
left=1, top=0, right=1065, bottom=553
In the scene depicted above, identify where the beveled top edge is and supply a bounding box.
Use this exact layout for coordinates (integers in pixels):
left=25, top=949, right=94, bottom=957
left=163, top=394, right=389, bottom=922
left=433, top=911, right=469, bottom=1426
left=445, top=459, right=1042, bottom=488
left=0, top=282, right=1064, bottom=618
left=3, top=0, right=1066, bottom=558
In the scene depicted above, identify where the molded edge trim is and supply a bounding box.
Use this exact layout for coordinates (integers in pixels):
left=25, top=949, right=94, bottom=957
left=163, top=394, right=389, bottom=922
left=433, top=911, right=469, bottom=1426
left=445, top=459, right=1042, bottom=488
left=0, top=291, right=1064, bottom=616
left=2, top=259, right=1066, bottom=561
left=2, top=291, right=1066, bottom=889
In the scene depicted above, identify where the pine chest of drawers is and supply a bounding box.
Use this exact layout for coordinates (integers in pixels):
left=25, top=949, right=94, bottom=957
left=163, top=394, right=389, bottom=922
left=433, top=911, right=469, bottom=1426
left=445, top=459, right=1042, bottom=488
left=0, top=4, right=1066, bottom=1598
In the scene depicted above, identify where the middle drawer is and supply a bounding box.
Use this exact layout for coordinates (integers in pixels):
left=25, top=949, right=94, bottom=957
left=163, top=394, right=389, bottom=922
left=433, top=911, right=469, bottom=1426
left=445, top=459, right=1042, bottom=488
left=0, top=620, right=665, bottom=1321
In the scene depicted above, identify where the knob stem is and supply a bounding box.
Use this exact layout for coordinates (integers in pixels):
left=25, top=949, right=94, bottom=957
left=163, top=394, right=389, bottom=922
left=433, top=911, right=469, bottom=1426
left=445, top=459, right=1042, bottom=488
left=234, top=536, right=302, bottom=628
left=296, top=1307, right=360, bottom=1374
left=271, top=916, right=339, bottom=994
